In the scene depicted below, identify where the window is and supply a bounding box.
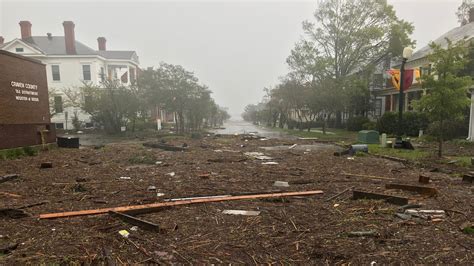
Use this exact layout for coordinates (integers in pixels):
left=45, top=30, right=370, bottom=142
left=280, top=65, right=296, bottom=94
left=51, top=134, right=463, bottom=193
left=375, top=98, right=382, bottom=117
left=100, top=67, right=105, bottom=82
left=55, top=123, right=64, bottom=129
left=82, top=65, right=91, bottom=81
left=15, top=47, right=24, bottom=52
left=52, top=65, right=61, bottom=81
left=54, top=96, right=63, bottom=113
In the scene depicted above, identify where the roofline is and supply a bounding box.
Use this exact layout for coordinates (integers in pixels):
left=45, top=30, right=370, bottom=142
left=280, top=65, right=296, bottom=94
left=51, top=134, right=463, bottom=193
left=0, top=50, right=45, bottom=65
left=1, top=38, right=45, bottom=55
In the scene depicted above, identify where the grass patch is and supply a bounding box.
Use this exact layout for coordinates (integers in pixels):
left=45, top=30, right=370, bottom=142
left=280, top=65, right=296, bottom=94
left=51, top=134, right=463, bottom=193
left=443, top=156, right=472, bottom=167
left=368, top=144, right=430, bottom=161
left=128, top=152, right=157, bottom=165
left=269, top=127, right=358, bottom=142
left=0, top=144, right=52, bottom=160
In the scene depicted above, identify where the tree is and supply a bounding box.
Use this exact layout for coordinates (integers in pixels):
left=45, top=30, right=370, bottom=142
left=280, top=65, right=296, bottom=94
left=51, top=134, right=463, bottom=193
left=140, top=63, right=226, bottom=133
left=288, top=0, right=414, bottom=125
left=456, top=0, right=474, bottom=25
left=413, top=39, right=472, bottom=157
left=81, top=81, right=139, bottom=134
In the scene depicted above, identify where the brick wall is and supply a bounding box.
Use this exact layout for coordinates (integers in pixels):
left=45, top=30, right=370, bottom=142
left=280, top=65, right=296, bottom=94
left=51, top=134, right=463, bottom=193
left=0, top=50, right=56, bottom=149
left=0, top=50, right=50, bottom=124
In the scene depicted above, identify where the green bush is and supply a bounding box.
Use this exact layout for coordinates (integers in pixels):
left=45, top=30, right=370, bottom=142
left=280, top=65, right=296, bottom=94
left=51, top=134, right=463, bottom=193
left=362, top=121, right=377, bottom=130
left=23, top=146, right=37, bottom=156
left=427, top=120, right=468, bottom=140
left=346, top=116, right=370, bottom=131
left=377, top=112, right=429, bottom=136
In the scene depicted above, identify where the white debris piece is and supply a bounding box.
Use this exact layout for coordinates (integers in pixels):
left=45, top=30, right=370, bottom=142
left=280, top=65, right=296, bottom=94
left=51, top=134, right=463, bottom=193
left=166, top=172, right=176, bottom=177
left=288, top=144, right=298, bottom=149
left=119, top=176, right=131, bottom=180
left=244, top=152, right=273, bottom=160
left=222, top=210, right=261, bottom=216
left=273, top=181, right=290, bottom=187
left=262, top=162, right=279, bottom=165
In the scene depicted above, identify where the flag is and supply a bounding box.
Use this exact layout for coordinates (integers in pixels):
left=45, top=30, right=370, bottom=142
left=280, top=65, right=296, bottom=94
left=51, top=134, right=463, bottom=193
left=386, top=68, right=420, bottom=91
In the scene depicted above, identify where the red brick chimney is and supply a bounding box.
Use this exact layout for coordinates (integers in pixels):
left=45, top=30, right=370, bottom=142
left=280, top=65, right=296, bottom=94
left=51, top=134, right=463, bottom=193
left=19, top=21, right=32, bottom=39
left=470, top=8, right=474, bottom=23
left=97, top=37, right=107, bottom=51
left=0, top=36, right=4, bottom=45
left=63, top=21, right=76, bottom=54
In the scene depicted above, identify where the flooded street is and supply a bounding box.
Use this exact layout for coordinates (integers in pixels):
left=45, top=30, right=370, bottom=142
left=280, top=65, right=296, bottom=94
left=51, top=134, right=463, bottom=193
left=212, top=119, right=294, bottom=139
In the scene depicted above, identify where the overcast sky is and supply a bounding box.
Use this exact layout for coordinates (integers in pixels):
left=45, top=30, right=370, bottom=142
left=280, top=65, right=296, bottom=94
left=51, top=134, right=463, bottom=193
left=0, top=0, right=464, bottom=117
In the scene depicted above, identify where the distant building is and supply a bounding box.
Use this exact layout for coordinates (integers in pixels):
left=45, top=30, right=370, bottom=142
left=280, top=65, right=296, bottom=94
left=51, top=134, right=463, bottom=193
left=373, top=9, right=474, bottom=138
left=0, top=21, right=140, bottom=129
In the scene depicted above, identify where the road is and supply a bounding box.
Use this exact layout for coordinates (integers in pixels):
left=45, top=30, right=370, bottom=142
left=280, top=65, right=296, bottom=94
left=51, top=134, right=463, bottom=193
left=212, top=119, right=293, bottom=139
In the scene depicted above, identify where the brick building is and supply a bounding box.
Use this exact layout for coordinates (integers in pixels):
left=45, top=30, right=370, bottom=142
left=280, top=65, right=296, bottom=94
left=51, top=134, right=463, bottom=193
left=0, top=50, right=56, bottom=149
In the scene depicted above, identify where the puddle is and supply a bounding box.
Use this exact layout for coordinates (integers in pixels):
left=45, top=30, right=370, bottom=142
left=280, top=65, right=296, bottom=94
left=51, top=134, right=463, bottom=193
left=260, top=144, right=338, bottom=152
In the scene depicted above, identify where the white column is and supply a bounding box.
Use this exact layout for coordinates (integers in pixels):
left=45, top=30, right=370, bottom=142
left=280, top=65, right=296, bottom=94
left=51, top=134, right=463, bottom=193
left=468, top=90, right=474, bottom=141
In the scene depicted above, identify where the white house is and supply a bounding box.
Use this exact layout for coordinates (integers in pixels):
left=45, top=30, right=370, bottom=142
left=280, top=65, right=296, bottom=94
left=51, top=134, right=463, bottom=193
left=0, top=21, right=140, bottom=129
left=374, top=9, right=474, bottom=139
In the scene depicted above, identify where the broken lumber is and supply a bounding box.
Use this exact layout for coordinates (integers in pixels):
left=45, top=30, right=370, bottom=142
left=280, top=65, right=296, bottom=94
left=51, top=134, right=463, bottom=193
left=462, top=174, right=473, bottom=183
left=39, top=190, right=324, bottom=219
left=419, top=175, right=430, bottom=184
left=0, top=192, right=22, bottom=198
left=343, top=172, right=395, bottom=180
left=143, top=142, right=187, bottom=151
left=352, top=190, right=409, bottom=205
left=40, top=162, right=53, bottom=169
left=0, top=174, right=19, bottom=184
left=109, top=211, right=160, bottom=232
left=325, top=186, right=355, bottom=202
left=385, top=183, right=438, bottom=197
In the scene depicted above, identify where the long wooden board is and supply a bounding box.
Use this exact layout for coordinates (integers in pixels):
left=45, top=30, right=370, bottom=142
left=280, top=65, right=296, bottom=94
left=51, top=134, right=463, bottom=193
left=39, top=190, right=323, bottom=219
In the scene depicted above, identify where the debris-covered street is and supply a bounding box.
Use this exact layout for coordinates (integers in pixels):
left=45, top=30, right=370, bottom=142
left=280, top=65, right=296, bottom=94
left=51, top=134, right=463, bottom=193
left=1, top=123, right=472, bottom=264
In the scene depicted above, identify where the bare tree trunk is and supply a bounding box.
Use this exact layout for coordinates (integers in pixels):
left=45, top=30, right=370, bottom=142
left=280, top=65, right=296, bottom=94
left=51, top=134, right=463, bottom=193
left=438, top=120, right=444, bottom=158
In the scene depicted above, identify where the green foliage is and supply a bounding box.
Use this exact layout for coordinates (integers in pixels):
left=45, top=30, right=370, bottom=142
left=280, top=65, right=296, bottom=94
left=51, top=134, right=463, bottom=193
left=462, top=226, right=474, bottom=235
left=456, top=0, right=474, bottom=25
left=377, top=112, right=429, bottom=136
left=245, top=0, right=414, bottom=130
left=22, top=146, right=37, bottom=156
left=426, top=119, right=469, bottom=140
left=128, top=152, right=156, bottom=165
left=346, top=116, right=370, bottom=131
left=141, top=64, right=229, bottom=133
left=362, top=121, right=377, bottom=130
left=71, top=111, right=82, bottom=131
left=81, top=81, right=140, bottom=134
left=413, top=39, right=472, bottom=157
left=368, top=144, right=430, bottom=161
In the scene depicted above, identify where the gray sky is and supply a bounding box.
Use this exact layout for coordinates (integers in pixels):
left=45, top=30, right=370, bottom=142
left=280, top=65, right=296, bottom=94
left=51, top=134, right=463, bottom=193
left=0, top=0, right=464, bottom=117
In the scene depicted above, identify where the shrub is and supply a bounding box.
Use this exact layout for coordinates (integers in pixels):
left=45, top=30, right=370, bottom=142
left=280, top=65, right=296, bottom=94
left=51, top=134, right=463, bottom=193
left=427, top=119, right=468, bottom=140
left=23, top=146, right=37, bottom=156
left=362, top=121, right=377, bottom=130
left=346, top=116, right=370, bottom=131
left=377, top=112, right=429, bottom=136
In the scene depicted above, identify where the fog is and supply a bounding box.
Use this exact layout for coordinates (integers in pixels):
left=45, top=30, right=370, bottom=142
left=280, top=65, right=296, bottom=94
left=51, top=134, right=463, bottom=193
left=0, top=0, right=462, bottom=117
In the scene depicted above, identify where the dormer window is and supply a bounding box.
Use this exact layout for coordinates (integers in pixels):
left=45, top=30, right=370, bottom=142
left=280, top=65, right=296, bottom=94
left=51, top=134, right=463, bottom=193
left=15, top=47, right=24, bottom=53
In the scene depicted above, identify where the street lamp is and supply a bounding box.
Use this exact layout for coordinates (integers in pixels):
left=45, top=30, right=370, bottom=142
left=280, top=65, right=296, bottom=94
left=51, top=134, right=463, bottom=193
left=395, top=47, right=413, bottom=148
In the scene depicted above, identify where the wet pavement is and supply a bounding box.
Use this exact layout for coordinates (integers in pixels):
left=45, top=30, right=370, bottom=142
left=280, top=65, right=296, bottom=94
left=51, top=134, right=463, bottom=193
left=212, top=120, right=295, bottom=139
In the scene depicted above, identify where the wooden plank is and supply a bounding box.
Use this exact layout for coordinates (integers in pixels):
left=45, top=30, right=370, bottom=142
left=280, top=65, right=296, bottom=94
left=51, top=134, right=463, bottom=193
left=39, top=190, right=324, bottom=219
left=462, top=174, right=473, bottom=183
left=385, top=183, right=438, bottom=197
left=0, top=174, right=19, bottom=184
left=109, top=211, right=160, bottom=231
left=352, top=190, right=409, bottom=205
left=343, top=172, right=395, bottom=180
